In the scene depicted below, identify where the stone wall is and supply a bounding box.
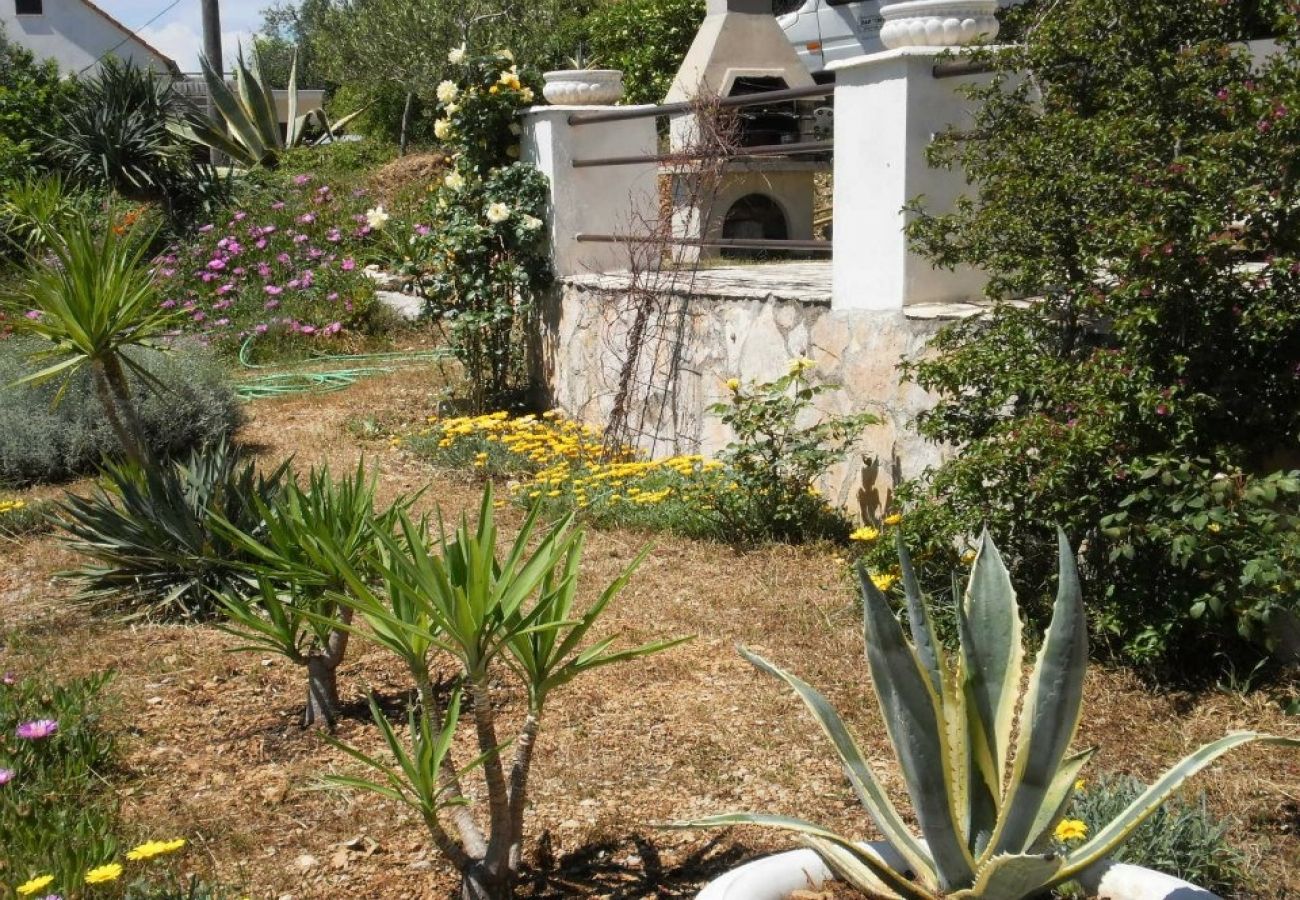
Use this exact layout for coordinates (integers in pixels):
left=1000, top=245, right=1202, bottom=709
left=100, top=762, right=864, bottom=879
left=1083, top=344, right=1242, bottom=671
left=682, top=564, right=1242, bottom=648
left=536, top=267, right=972, bottom=522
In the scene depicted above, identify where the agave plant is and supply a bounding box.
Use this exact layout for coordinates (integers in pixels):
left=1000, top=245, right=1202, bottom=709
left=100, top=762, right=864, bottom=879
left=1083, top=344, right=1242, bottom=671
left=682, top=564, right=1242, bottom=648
left=679, top=531, right=1298, bottom=899
left=174, top=44, right=363, bottom=169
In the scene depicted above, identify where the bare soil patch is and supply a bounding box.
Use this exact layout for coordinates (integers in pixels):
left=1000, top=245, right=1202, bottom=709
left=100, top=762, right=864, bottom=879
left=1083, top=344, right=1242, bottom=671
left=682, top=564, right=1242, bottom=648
left=1, top=362, right=1297, bottom=899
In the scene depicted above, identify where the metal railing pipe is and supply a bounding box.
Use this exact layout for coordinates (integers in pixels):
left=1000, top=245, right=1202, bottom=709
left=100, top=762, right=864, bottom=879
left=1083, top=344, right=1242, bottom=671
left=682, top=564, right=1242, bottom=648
left=572, top=139, right=833, bottom=168
left=566, top=83, right=834, bottom=126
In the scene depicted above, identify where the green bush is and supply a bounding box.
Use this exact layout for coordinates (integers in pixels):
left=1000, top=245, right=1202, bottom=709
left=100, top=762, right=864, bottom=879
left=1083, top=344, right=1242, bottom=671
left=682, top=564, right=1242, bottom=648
left=571, top=0, right=705, bottom=104
left=870, top=0, right=1300, bottom=669
left=58, top=439, right=290, bottom=620
left=0, top=26, right=77, bottom=198
left=0, top=338, right=241, bottom=487
left=1061, top=774, right=1247, bottom=896
left=710, top=360, right=877, bottom=544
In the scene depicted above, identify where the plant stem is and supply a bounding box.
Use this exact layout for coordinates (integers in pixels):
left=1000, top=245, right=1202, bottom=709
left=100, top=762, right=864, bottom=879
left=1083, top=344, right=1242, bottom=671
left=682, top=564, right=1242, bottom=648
left=92, top=355, right=146, bottom=466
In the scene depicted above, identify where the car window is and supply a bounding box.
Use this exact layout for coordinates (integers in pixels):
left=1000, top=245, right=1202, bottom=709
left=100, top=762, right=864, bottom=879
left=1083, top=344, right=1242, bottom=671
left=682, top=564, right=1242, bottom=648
left=774, top=0, right=806, bottom=14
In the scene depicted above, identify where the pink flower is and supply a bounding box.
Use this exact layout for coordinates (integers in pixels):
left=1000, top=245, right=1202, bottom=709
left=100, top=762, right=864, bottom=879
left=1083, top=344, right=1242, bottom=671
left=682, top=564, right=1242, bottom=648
left=1156, top=403, right=1170, bottom=416
left=16, top=719, right=57, bottom=740
left=271, top=202, right=286, bottom=210
left=265, top=285, right=283, bottom=296
left=233, top=267, right=246, bottom=276
left=1, top=672, right=15, bottom=685
left=24, top=309, right=41, bottom=319
left=323, top=321, right=342, bottom=336
left=326, top=228, right=342, bottom=243
left=255, top=323, right=270, bottom=334
left=160, top=300, right=177, bottom=309
left=192, top=311, right=206, bottom=323
left=415, top=224, right=431, bottom=236
left=198, top=224, right=214, bottom=233
left=214, top=317, right=230, bottom=326
left=233, top=211, right=248, bottom=221
left=264, top=299, right=280, bottom=310
left=200, top=272, right=216, bottom=283
left=307, top=247, right=324, bottom=259
left=277, top=252, right=292, bottom=265
left=294, top=174, right=311, bottom=186
left=341, top=258, right=356, bottom=271
left=257, top=263, right=272, bottom=278
left=160, top=268, right=176, bottom=278
left=299, top=213, right=316, bottom=224
left=327, top=292, right=339, bottom=301
left=206, top=258, right=226, bottom=271
left=0, top=768, right=13, bottom=785
left=256, top=239, right=268, bottom=250
left=217, top=283, right=234, bottom=295
left=300, top=324, right=317, bottom=335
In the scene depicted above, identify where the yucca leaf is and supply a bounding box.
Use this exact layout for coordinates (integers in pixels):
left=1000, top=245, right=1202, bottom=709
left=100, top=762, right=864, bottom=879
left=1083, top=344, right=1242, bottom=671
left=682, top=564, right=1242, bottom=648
left=1056, top=732, right=1300, bottom=882
left=992, top=531, right=1087, bottom=855
left=740, top=647, right=938, bottom=887
left=860, top=567, right=975, bottom=888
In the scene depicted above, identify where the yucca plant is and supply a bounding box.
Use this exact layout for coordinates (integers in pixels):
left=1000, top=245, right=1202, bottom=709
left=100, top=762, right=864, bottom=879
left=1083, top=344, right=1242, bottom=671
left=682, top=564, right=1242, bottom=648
left=214, top=461, right=413, bottom=728
left=0, top=203, right=182, bottom=464
left=59, top=439, right=290, bottom=620
left=678, top=531, right=1299, bottom=899
left=321, top=484, right=688, bottom=900
left=174, top=44, right=362, bottom=170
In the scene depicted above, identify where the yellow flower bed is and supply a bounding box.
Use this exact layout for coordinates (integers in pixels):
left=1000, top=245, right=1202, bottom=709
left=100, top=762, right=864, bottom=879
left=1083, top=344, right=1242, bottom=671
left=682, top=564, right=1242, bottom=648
left=0, top=498, right=27, bottom=515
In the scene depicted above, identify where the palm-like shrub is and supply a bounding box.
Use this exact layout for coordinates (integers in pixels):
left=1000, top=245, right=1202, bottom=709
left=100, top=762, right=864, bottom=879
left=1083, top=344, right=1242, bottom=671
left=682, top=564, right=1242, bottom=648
left=176, top=45, right=362, bottom=170
left=323, top=485, right=687, bottom=900
left=679, top=533, right=1298, bottom=898
left=46, top=59, right=189, bottom=200
left=0, top=204, right=183, bottom=464
left=215, top=461, right=413, bottom=727
left=58, top=439, right=290, bottom=620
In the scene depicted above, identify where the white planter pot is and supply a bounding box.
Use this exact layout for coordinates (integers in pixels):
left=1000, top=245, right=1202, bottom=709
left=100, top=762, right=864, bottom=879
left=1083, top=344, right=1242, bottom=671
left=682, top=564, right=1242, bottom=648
left=696, top=846, right=1224, bottom=900
left=541, top=69, right=625, bottom=106
left=879, top=0, right=1001, bottom=50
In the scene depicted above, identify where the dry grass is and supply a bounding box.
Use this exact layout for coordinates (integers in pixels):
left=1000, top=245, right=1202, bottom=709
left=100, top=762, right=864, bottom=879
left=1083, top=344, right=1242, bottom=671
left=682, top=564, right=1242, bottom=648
left=1, top=362, right=1297, bottom=899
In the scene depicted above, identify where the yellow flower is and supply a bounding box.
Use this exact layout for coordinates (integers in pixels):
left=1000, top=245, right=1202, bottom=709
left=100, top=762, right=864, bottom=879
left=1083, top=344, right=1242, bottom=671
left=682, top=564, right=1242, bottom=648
left=520, top=87, right=535, bottom=103
left=1074, top=778, right=1086, bottom=792
left=84, top=863, right=123, bottom=884
left=1207, top=522, right=1222, bottom=533
left=850, top=526, right=881, bottom=543
left=436, top=80, right=459, bottom=103
left=725, top=377, right=740, bottom=392
left=883, top=513, right=902, bottom=526
left=960, top=549, right=977, bottom=565
left=126, top=838, right=187, bottom=861
left=17, top=874, right=55, bottom=896
left=1054, top=819, right=1088, bottom=843
left=787, top=357, right=815, bottom=376
left=871, top=572, right=899, bottom=592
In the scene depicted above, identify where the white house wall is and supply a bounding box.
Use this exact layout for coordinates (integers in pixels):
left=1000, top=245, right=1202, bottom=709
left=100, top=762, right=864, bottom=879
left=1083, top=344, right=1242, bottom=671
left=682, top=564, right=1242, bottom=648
left=2, top=0, right=172, bottom=75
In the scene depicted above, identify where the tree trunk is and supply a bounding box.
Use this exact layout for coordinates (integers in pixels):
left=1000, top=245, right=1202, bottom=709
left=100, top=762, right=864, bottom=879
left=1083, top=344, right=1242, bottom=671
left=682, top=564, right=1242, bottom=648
left=92, top=356, right=146, bottom=466
left=303, top=654, right=341, bottom=729
left=399, top=91, right=414, bottom=157
left=459, top=859, right=512, bottom=900
left=506, top=710, right=541, bottom=871
left=302, top=613, right=351, bottom=729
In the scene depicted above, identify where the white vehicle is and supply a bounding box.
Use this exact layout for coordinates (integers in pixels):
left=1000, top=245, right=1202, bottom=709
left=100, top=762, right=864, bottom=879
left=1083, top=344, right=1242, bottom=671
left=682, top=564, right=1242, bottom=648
left=774, top=0, right=886, bottom=77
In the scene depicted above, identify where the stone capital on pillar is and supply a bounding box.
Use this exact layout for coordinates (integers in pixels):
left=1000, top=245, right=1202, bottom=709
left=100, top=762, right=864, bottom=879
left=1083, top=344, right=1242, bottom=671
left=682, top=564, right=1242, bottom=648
left=519, top=106, right=659, bottom=279
left=829, top=46, right=991, bottom=311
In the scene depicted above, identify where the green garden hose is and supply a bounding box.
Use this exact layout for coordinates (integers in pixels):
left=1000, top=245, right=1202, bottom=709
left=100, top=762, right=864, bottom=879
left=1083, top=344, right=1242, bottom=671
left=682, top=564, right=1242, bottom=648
left=233, top=335, right=452, bottom=400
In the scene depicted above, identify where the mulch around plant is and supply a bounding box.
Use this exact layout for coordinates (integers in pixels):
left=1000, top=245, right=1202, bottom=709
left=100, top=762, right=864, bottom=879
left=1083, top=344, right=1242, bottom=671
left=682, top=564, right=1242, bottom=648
left=1, top=360, right=1297, bottom=899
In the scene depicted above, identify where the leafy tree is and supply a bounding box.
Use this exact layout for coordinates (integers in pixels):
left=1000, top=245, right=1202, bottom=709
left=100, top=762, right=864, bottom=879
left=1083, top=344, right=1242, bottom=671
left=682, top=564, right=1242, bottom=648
left=255, top=0, right=332, bottom=89
left=0, top=25, right=78, bottom=193
left=864, top=0, right=1300, bottom=671
left=566, top=0, right=705, bottom=104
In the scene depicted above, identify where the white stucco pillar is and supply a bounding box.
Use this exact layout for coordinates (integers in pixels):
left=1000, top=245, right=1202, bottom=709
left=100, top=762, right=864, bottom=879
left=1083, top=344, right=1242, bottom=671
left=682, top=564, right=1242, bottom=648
left=519, top=106, right=659, bottom=278
left=829, top=48, right=991, bottom=311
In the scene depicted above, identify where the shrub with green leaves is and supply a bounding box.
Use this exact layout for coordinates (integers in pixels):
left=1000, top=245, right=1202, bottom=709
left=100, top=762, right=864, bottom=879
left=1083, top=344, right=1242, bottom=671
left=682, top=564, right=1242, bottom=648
left=322, top=485, right=686, bottom=900
left=710, top=360, right=878, bottom=544
left=568, top=0, right=705, bottom=104
left=875, top=0, right=1300, bottom=669
left=1059, top=774, right=1247, bottom=897
left=215, top=461, right=413, bottom=728
left=58, top=439, right=291, bottom=620
left=421, top=49, right=551, bottom=411
left=0, top=25, right=78, bottom=200
left=0, top=337, right=241, bottom=487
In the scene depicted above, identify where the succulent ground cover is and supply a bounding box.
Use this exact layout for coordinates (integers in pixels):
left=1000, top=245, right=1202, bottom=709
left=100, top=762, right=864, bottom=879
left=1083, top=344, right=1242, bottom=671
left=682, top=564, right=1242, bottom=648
left=1, top=363, right=1296, bottom=899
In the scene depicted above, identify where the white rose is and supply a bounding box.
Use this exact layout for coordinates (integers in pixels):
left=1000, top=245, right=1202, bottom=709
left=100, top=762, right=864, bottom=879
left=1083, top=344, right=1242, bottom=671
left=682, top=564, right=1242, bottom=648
left=521, top=215, right=542, bottom=231
left=436, top=80, right=459, bottom=104
left=434, top=118, right=452, bottom=140
left=365, top=205, right=390, bottom=229
left=448, top=43, right=467, bottom=64
left=486, top=202, right=511, bottom=224
left=509, top=122, right=522, bottom=136
left=444, top=171, right=465, bottom=191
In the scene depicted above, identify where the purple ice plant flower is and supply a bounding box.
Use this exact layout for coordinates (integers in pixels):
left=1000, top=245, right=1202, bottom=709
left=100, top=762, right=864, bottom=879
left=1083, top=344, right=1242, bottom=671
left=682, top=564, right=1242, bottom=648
left=200, top=272, right=217, bottom=283
left=255, top=323, right=269, bottom=334
left=198, top=224, right=214, bottom=233
left=299, top=213, right=316, bottom=224
left=160, top=268, right=176, bottom=278
left=307, top=247, right=324, bottom=260
left=256, top=239, right=269, bottom=250
left=271, top=201, right=286, bottom=210
left=24, top=309, right=41, bottom=319
left=264, top=285, right=283, bottom=296
left=16, top=719, right=58, bottom=740
left=415, top=224, right=431, bottom=237
left=265, top=299, right=280, bottom=310
left=326, top=228, right=342, bottom=243
left=206, top=258, right=226, bottom=271
left=160, top=299, right=177, bottom=309
left=287, top=279, right=302, bottom=290
left=257, top=263, right=273, bottom=278
left=294, top=233, right=309, bottom=244
left=192, top=311, right=206, bottom=323
left=217, top=283, right=234, bottom=295
left=327, top=292, right=339, bottom=302
left=2, top=672, right=15, bottom=685
left=233, top=266, right=246, bottom=276
left=341, top=258, right=356, bottom=271
left=300, top=324, right=317, bottom=335
left=323, top=321, right=342, bottom=336
left=0, top=768, right=14, bottom=785
left=234, top=211, right=248, bottom=221
left=214, top=318, right=230, bottom=326
left=277, top=252, right=292, bottom=265
left=294, top=174, right=311, bottom=186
